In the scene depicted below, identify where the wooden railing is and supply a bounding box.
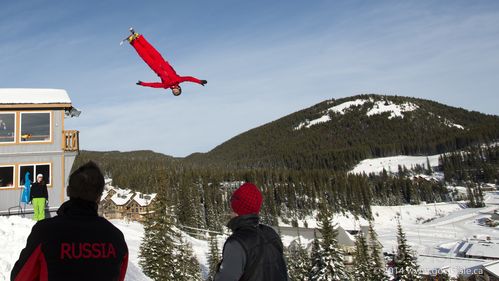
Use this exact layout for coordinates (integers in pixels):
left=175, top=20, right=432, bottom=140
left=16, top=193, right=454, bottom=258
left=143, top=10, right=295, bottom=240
left=62, top=130, right=79, bottom=152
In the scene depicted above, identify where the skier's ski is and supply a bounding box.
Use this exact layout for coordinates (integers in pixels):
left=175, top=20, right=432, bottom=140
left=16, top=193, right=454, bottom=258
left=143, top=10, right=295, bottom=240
left=120, top=28, right=138, bottom=46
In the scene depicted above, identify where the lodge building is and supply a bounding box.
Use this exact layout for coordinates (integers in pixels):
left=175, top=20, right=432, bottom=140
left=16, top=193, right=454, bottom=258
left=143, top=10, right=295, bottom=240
left=99, top=183, right=157, bottom=222
left=0, top=89, right=79, bottom=215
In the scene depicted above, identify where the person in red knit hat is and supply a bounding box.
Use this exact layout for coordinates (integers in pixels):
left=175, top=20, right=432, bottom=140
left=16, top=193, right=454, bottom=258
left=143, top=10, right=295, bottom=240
left=214, top=182, right=288, bottom=281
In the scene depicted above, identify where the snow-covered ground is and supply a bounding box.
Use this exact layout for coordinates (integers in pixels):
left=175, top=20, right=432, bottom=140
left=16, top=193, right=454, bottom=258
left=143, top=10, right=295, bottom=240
left=2, top=192, right=498, bottom=280
left=277, top=191, right=499, bottom=278
left=375, top=201, right=498, bottom=256
left=350, top=154, right=442, bottom=175
left=0, top=217, right=151, bottom=281
left=0, top=216, right=225, bottom=281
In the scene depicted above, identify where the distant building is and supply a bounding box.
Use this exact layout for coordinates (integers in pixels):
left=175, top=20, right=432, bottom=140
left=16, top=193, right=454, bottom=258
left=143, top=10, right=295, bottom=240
left=0, top=89, right=80, bottom=215
left=464, top=243, right=499, bottom=260
left=417, top=254, right=486, bottom=280
left=99, top=183, right=157, bottom=222
left=492, top=211, right=499, bottom=221
left=482, top=260, right=499, bottom=281
left=359, top=225, right=385, bottom=266
left=127, top=192, right=157, bottom=221
left=301, top=225, right=357, bottom=264
left=456, top=239, right=499, bottom=261
left=485, top=211, right=499, bottom=227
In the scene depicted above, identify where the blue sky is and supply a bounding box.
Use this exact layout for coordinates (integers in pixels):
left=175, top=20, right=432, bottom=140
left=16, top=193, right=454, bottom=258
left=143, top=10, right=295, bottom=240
left=1, top=1, right=498, bottom=156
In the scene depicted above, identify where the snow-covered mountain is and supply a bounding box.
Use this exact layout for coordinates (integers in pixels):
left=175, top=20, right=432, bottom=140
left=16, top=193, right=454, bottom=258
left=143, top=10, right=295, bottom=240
left=185, top=94, right=499, bottom=170
left=295, top=98, right=421, bottom=130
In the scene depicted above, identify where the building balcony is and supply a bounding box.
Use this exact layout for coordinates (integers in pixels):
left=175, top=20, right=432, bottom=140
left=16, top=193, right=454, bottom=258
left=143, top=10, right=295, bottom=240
left=62, top=130, right=79, bottom=152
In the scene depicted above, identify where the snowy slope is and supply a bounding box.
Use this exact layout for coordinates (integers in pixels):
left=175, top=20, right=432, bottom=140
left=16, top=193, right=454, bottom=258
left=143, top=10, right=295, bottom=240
left=0, top=216, right=33, bottom=280
left=329, top=98, right=370, bottom=114
left=278, top=202, right=465, bottom=231
left=350, top=154, right=441, bottom=174
left=294, top=97, right=420, bottom=130
left=366, top=100, right=418, bottom=119
left=293, top=96, right=469, bottom=131
left=294, top=98, right=372, bottom=130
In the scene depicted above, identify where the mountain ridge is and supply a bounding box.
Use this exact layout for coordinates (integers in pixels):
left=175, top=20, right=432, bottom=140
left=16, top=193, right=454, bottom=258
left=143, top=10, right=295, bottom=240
left=76, top=94, right=499, bottom=172
left=183, top=94, right=499, bottom=170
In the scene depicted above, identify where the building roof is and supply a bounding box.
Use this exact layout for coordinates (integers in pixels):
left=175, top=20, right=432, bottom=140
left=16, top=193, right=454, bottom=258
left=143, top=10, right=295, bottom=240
left=110, top=189, right=134, bottom=206
left=0, top=88, right=72, bottom=105
left=483, top=261, right=499, bottom=278
left=418, top=254, right=487, bottom=278
left=336, top=226, right=355, bottom=247
left=466, top=243, right=499, bottom=259
left=100, top=190, right=109, bottom=202
left=133, top=193, right=157, bottom=207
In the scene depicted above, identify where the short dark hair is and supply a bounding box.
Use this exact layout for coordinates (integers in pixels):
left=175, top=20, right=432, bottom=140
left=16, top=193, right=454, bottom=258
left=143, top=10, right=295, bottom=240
left=67, top=161, right=105, bottom=202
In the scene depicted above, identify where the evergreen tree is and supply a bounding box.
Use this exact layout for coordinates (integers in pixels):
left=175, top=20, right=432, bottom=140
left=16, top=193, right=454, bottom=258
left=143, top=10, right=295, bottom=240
left=309, top=203, right=350, bottom=281
left=425, top=157, right=432, bottom=175
left=367, top=221, right=389, bottom=281
left=434, top=272, right=450, bottom=281
left=309, top=230, right=322, bottom=276
left=206, top=234, right=221, bottom=280
left=175, top=237, right=202, bottom=281
left=393, top=221, right=421, bottom=280
left=287, top=236, right=310, bottom=281
left=139, top=188, right=178, bottom=280
left=352, top=231, right=370, bottom=280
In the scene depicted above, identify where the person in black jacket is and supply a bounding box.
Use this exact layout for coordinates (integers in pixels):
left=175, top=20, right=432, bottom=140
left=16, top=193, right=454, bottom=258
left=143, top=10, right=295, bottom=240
left=214, top=183, right=288, bottom=281
left=11, top=161, right=128, bottom=281
left=30, top=174, right=48, bottom=221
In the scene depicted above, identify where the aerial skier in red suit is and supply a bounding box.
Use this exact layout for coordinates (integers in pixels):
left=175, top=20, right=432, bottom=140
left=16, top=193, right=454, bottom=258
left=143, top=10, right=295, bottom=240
left=126, top=28, right=207, bottom=96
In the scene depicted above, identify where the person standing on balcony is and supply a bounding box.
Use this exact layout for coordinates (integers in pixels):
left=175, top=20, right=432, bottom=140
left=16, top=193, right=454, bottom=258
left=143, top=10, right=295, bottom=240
left=30, top=174, right=48, bottom=221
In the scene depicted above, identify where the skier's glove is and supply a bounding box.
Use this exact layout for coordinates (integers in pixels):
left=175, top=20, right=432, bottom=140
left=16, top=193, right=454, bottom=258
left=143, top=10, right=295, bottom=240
left=200, top=80, right=207, bottom=86
left=136, top=81, right=142, bottom=85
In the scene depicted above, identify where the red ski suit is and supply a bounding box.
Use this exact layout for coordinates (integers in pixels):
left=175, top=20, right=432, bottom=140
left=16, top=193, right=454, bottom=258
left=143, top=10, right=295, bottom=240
left=130, top=35, right=204, bottom=89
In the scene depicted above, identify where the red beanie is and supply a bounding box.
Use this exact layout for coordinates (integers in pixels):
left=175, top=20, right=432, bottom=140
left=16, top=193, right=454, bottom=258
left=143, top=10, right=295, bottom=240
left=230, top=183, right=263, bottom=216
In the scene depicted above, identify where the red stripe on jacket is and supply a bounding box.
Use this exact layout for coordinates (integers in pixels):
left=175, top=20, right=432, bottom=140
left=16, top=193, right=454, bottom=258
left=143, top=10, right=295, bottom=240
left=13, top=244, right=48, bottom=281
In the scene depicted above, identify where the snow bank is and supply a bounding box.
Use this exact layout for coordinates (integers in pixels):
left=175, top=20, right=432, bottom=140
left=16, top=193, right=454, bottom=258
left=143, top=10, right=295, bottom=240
left=0, top=216, right=34, bottom=280
left=350, top=154, right=441, bottom=175
left=0, top=217, right=151, bottom=281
